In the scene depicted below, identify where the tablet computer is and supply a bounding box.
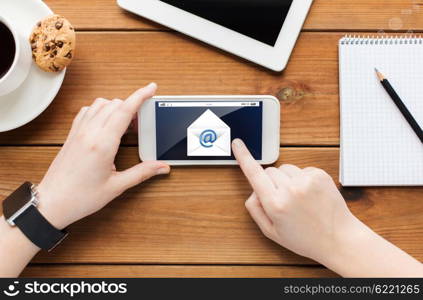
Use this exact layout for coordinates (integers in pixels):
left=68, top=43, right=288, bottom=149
left=117, top=0, right=313, bottom=71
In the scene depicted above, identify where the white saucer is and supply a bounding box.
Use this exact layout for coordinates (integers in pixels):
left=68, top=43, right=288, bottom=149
left=0, top=0, right=65, bottom=132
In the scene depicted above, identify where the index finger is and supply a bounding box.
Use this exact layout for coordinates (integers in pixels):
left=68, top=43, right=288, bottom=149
left=232, top=139, right=276, bottom=201
left=106, top=83, right=157, bottom=137
left=124, top=82, right=157, bottom=113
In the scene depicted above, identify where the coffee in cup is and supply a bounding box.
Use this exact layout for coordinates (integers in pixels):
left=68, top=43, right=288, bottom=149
left=0, top=16, right=31, bottom=96
left=0, top=21, right=15, bottom=79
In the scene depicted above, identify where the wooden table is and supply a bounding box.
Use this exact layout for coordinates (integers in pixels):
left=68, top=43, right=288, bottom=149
left=0, top=0, right=422, bottom=278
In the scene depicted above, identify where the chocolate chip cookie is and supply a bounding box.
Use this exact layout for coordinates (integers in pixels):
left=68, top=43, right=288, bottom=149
left=29, top=15, right=75, bottom=72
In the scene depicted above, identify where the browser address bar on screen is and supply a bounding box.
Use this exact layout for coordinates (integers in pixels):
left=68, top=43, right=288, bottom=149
left=158, top=101, right=260, bottom=107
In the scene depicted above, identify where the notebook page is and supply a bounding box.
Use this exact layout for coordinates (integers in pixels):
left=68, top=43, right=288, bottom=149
left=339, top=37, right=423, bottom=186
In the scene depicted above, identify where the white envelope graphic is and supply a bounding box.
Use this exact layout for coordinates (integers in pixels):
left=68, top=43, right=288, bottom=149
left=187, top=109, right=231, bottom=156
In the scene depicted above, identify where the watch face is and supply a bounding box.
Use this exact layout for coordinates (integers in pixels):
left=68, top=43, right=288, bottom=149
left=2, top=182, right=33, bottom=219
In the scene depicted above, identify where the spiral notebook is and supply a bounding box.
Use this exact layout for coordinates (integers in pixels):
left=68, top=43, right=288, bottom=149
left=339, top=36, right=423, bottom=186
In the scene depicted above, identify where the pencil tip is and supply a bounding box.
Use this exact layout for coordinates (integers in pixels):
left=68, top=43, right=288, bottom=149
left=374, top=68, right=385, bottom=81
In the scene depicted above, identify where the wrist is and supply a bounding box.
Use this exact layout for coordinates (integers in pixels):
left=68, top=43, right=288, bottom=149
left=0, top=215, right=41, bottom=276
left=319, top=214, right=373, bottom=275
left=0, top=215, right=40, bottom=252
left=36, top=182, right=69, bottom=230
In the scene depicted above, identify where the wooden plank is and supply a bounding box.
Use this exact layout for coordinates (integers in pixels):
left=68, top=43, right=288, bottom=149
left=306, top=0, right=423, bottom=32
left=0, top=31, right=340, bottom=146
left=0, top=147, right=422, bottom=264
left=21, top=264, right=336, bottom=278
left=44, top=0, right=423, bottom=32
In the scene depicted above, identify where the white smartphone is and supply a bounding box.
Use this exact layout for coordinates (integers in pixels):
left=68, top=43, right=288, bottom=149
left=138, top=96, right=280, bottom=165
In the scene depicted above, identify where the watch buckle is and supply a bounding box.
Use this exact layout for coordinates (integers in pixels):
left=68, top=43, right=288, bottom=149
left=30, top=184, right=40, bottom=206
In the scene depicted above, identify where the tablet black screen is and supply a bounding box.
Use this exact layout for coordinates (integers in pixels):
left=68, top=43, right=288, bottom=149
left=160, top=0, right=294, bottom=46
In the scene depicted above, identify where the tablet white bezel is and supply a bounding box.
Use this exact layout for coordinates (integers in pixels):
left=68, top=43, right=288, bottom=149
left=117, top=0, right=313, bottom=71
left=138, top=96, right=280, bottom=165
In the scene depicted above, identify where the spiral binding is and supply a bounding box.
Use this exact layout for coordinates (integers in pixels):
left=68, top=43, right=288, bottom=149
left=339, top=35, right=423, bottom=45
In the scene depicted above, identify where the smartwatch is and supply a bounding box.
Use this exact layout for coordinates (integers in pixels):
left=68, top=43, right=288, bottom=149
left=2, top=182, right=68, bottom=251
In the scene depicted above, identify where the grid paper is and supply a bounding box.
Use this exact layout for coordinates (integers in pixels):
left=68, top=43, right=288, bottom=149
left=339, top=36, right=423, bottom=186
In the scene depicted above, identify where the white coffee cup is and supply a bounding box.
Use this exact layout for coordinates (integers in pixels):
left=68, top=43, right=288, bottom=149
left=0, top=15, right=32, bottom=96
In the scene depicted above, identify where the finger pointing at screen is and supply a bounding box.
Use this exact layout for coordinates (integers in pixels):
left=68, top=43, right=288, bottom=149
left=231, top=138, right=370, bottom=274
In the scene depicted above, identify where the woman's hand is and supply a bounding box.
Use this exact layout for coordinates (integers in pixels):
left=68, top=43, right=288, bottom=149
left=232, top=138, right=423, bottom=277
left=231, top=139, right=359, bottom=263
left=37, top=83, right=170, bottom=230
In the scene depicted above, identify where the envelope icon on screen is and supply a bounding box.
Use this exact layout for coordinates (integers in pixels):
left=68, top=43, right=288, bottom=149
left=187, top=109, right=231, bottom=156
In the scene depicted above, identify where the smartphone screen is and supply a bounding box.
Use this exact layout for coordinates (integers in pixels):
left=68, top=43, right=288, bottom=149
left=155, top=100, right=263, bottom=160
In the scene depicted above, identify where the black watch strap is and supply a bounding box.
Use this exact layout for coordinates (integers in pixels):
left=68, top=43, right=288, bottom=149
left=14, top=205, right=68, bottom=251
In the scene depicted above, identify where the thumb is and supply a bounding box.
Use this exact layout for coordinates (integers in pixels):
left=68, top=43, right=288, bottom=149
left=113, top=161, right=170, bottom=191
